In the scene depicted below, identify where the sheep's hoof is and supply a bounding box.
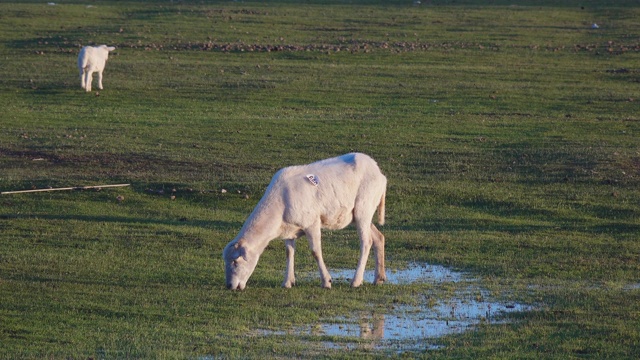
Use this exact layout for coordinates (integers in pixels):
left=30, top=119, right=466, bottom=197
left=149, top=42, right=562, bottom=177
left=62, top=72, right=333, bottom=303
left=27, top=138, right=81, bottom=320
left=321, top=279, right=332, bottom=289
left=374, top=273, right=387, bottom=285
left=282, top=280, right=295, bottom=288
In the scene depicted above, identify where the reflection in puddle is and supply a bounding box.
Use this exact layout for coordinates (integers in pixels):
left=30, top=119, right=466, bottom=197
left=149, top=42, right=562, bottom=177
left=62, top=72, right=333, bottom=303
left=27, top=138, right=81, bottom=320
left=264, top=264, right=533, bottom=352
left=297, top=290, right=530, bottom=351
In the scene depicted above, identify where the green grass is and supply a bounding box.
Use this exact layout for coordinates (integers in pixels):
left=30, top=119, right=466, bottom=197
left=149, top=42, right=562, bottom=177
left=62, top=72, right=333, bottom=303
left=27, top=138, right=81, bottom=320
left=1, top=1, right=639, bottom=358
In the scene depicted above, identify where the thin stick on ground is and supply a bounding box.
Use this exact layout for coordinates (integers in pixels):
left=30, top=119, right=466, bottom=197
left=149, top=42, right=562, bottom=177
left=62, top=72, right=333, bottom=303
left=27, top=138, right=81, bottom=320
left=1, top=184, right=131, bottom=195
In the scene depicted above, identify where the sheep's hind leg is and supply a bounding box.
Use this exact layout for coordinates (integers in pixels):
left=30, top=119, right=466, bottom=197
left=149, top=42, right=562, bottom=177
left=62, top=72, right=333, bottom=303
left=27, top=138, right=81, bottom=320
left=80, top=69, right=86, bottom=89
left=282, top=239, right=296, bottom=288
left=97, top=70, right=104, bottom=90
left=352, top=222, right=373, bottom=288
left=84, top=72, right=93, bottom=92
left=306, top=224, right=332, bottom=289
left=371, top=224, right=386, bottom=285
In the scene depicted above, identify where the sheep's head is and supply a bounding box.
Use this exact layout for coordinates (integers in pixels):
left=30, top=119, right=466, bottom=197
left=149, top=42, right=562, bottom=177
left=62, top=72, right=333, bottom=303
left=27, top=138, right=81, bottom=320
left=99, top=45, right=116, bottom=59
left=223, top=240, right=259, bottom=290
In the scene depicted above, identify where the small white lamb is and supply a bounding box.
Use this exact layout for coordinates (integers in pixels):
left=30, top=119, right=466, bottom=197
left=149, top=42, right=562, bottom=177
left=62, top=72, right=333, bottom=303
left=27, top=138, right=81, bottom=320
left=223, top=153, right=387, bottom=290
left=77, top=45, right=116, bottom=92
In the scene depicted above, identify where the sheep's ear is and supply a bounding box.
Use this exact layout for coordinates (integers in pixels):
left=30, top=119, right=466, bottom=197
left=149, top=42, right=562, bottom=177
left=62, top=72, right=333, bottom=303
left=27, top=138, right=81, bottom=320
left=235, top=246, right=248, bottom=260
left=107, top=46, right=115, bottom=51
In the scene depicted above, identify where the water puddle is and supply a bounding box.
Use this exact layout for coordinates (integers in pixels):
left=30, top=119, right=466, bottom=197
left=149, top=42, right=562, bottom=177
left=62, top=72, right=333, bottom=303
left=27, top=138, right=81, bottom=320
left=260, top=264, right=533, bottom=352
left=330, top=263, right=464, bottom=284
left=623, top=283, right=640, bottom=291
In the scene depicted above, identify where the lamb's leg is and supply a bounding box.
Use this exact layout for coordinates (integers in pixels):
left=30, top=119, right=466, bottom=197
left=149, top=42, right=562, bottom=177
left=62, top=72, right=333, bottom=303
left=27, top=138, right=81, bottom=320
left=352, top=222, right=373, bottom=287
left=97, top=70, right=104, bottom=90
left=85, top=72, right=92, bottom=92
left=282, top=239, right=296, bottom=288
left=80, top=69, right=85, bottom=89
left=371, top=224, right=386, bottom=285
left=306, top=224, right=332, bottom=288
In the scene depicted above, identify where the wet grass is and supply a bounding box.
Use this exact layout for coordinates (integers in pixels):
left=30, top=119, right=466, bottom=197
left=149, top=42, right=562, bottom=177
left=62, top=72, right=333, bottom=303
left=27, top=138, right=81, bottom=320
left=1, top=0, right=639, bottom=358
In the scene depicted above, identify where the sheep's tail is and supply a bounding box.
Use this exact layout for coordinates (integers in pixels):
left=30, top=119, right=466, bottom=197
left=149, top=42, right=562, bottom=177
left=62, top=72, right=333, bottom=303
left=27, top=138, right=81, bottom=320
left=81, top=58, right=89, bottom=72
left=377, top=189, right=386, bottom=226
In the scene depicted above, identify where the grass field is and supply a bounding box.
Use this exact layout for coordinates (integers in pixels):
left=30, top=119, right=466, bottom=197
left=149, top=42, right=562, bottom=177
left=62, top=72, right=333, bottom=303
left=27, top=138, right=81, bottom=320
left=1, top=1, right=639, bottom=358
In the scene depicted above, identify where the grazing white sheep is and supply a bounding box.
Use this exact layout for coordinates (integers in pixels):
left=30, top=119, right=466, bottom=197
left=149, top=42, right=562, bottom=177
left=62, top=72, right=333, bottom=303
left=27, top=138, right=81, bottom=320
left=77, top=45, right=115, bottom=92
left=223, top=153, right=387, bottom=290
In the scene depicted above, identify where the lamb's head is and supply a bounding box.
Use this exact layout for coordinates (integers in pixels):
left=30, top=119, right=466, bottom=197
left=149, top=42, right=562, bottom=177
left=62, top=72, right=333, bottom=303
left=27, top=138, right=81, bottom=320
left=223, top=240, right=260, bottom=290
left=99, top=45, right=116, bottom=58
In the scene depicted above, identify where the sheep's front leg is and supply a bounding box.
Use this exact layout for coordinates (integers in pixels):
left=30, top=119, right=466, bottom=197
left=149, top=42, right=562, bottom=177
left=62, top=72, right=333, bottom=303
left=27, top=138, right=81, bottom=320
left=306, top=224, right=332, bottom=288
left=352, top=223, right=373, bottom=288
left=282, top=239, right=296, bottom=288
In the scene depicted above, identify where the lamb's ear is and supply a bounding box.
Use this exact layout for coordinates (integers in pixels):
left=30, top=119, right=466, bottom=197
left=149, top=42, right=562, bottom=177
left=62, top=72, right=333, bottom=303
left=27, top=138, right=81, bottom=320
left=107, top=46, right=116, bottom=51
left=236, top=246, right=248, bottom=260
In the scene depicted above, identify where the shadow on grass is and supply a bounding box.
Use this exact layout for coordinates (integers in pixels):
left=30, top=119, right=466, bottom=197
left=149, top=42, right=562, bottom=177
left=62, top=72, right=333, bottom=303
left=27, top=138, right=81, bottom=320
left=5, top=267, right=222, bottom=289
left=390, top=217, right=640, bottom=236
left=29, top=83, right=71, bottom=95
left=0, top=213, right=241, bottom=231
